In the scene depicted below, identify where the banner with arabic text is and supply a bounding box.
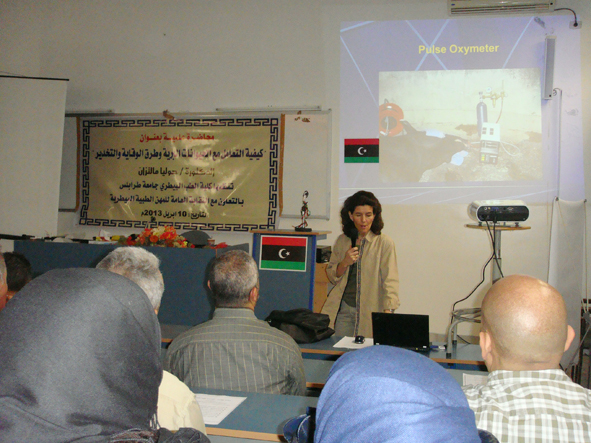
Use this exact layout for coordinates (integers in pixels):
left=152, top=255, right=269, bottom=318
left=79, top=116, right=279, bottom=231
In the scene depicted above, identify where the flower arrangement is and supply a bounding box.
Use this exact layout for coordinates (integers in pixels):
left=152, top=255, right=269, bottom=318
left=126, top=226, right=195, bottom=248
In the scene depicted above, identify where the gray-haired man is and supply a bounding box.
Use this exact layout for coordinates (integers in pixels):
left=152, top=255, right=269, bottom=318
left=164, top=249, right=306, bottom=396
left=97, top=247, right=206, bottom=432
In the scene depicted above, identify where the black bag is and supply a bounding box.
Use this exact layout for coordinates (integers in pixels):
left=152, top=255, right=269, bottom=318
left=265, top=308, right=334, bottom=344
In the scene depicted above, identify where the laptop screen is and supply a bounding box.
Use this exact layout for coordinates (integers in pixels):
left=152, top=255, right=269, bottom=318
left=372, top=312, right=430, bottom=351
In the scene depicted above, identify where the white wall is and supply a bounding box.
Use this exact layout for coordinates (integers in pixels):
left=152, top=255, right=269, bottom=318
left=1, top=0, right=589, bottom=336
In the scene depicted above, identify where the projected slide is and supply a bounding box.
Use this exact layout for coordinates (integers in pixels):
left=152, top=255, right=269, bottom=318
left=339, top=16, right=581, bottom=204
left=378, top=68, right=541, bottom=183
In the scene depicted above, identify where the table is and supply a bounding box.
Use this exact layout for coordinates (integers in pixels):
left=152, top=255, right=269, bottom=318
left=161, top=323, right=191, bottom=344
left=162, top=327, right=486, bottom=366
left=303, top=359, right=332, bottom=389
left=299, top=336, right=485, bottom=366
left=194, top=365, right=488, bottom=442
left=303, top=358, right=486, bottom=388
left=161, top=326, right=486, bottom=364
left=195, top=388, right=317, bottom=442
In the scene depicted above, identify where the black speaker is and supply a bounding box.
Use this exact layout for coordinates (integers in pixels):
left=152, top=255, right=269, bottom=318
left=316, top=246, right=331, bottom=263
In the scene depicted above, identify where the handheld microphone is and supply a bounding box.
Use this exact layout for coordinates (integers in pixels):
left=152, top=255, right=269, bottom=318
left=349, top=230, right=358, bottom=249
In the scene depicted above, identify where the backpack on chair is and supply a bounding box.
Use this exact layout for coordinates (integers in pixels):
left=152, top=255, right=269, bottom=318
left=265, top=308, right=334, bottom=344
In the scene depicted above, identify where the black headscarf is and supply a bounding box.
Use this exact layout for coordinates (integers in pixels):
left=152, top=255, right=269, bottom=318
left=0, top=268, right=162, bottom=442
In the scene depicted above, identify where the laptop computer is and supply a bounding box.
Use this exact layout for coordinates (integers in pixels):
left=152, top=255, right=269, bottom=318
left=371, top=312, right=430, bottom=352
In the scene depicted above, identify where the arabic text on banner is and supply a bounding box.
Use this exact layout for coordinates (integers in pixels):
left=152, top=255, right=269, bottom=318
left=79, top=117, right=279, bottom=231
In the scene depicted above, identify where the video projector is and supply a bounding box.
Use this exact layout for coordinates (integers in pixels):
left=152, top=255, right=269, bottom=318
left=468, top=200, right=529, bottom=223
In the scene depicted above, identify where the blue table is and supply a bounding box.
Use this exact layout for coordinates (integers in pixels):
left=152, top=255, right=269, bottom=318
left=194, top=388, right=317, bottom=442
left=303, top=358, right=486, bottom=388
left=193, top=365, right=488, bottom=442
left=161, top=328, right=486, bottom=366
left=299, top=336, right=485, bottom=366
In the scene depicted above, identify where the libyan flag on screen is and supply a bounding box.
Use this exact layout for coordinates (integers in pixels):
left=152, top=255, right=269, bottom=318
left=260, top=236, right=307, bottom=272
left=344, top=138, right=379, bottom=163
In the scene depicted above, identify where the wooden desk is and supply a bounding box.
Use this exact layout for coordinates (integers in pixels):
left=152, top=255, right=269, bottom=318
left=299, top=337, right=485, bottom=366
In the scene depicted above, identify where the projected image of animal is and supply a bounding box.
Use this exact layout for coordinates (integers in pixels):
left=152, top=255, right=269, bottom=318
left=378, top=101, right=471, bottom=182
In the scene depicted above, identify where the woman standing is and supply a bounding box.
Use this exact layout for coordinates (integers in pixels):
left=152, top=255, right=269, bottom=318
left=322, top=191, right=399, bottom=337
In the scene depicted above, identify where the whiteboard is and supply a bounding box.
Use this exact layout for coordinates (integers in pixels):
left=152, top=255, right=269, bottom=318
left=0, top=75, right=68, bottom=237
left=281, top=111, right=331, bottom=219
left=59, top=117, right=78, bottom=210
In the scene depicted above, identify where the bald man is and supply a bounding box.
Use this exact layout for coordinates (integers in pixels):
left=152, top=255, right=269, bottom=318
left=463, top=275, right=591, bottom=443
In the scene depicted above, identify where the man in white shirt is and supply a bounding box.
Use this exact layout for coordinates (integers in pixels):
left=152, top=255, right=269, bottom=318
left=463, top=274, right=591, bottom=443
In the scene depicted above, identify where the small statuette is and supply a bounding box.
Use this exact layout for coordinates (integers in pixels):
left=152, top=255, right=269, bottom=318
left=294, top=190, right=312, bottom=232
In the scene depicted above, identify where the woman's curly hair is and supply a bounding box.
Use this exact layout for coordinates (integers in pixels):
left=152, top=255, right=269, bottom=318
left=340, top=190, right=384, bottom=237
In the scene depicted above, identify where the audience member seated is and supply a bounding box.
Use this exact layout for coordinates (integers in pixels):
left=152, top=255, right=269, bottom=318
left=97, top=247, right=207, bottom=432
left=314, top=346, right=497, bottom=443
left=463, top=274, right=591, bottom=443
left=0, top=268, right=209, bottom=442
left=0, top=251, right=7, bottom=312
left=3, top=251, right=33, bottom=301
left=164, top=250, right=306, bottom=395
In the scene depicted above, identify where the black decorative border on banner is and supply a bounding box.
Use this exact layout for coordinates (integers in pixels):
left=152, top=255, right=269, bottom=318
left=79, top=117, right=279, bottom=231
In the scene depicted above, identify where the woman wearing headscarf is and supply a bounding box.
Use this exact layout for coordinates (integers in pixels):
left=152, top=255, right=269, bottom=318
left=0, top=268, right=208, bottom=443
left=322, top=190, right=399, bottom=337
left=314, top=346, right=498, bottom=443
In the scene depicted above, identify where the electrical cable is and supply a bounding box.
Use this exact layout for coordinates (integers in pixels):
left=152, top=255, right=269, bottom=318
left=500, top=141, right=521, bottom=157
left=485, top=221, right=505, bottom=279
left=555, top=8, right=579, bottom=28
left=456, top=335, right=471, bottom=344
left=450, top=220, right=506, bottom=320
left=451, top=249, right=495, bottom=315
left=495, top=96, right=504, bottom=124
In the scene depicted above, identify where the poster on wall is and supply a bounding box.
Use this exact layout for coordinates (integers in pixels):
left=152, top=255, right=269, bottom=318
left=340, top=16, right=582, bottom=205
left=79, top=116, right=280, bottom=231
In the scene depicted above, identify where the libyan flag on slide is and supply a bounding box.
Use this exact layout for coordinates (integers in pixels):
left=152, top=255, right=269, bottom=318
left=260, top=236, right=307, bottom=272
left=344, top=138, right=379, bottom=163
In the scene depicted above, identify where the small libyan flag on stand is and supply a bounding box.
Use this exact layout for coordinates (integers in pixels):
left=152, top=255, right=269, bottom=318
left=260, top=235, right=307, bottom=272
left=344, top=138, right=379, bottom=163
